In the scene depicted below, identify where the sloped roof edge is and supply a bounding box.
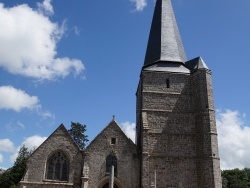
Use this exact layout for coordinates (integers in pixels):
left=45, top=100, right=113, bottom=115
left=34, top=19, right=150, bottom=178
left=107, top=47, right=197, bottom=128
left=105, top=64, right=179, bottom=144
left=26, top=124, right=82, bottom=162
left=185, top=56, right=209, bottom=72
left=85, top=119, right=136, bottom=151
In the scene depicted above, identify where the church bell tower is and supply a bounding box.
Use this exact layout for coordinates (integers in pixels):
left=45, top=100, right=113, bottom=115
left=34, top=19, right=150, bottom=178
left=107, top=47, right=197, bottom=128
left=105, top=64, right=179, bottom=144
left=136, top=0, right=222, bottom=187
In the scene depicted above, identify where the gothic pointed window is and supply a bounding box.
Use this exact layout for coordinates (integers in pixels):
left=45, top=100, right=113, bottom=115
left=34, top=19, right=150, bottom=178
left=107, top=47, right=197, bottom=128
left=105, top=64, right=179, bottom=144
left=46, top=151, right=69, bottom=181
left=106, top=153, right=117, bottom=176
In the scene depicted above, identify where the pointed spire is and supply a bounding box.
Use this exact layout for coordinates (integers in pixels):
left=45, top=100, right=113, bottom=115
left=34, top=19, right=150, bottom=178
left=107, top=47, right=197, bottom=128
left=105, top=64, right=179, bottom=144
left=144, top=0, right=186, bottom=67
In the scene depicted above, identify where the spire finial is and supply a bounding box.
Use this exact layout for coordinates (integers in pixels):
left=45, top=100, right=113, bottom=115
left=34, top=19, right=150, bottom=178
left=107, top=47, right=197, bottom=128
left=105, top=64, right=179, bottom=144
left=112, top=115, right=115, bottom=121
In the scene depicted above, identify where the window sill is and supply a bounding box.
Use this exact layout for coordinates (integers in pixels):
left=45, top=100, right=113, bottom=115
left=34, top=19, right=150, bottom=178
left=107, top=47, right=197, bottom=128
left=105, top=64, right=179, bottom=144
left=43, top=179, right=70, bottom=184
left=20, top=181, right=73, bottom=186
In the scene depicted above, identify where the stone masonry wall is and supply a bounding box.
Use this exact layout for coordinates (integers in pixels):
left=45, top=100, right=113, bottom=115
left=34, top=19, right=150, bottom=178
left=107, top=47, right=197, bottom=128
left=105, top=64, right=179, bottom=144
left=139, top=70, right=198, bottom=188
left=190, top=70, right=222, bottom=188
left=138, top=68, right=222, bottom=187
left=84, top=121, right=140, bottom=188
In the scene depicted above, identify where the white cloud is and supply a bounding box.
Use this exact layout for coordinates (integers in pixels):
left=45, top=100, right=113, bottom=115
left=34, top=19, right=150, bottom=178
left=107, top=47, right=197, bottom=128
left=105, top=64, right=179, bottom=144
left=0, top=135, right=47, bottom=165
left=0, top=86, right=39, bottom=112
left=5, top=122, right=25, bottom=132
left=217, top=109, right=250, bottom=170
left=10, top=135, right=47, bottom=163
left=9, top=155, right=15, bottom=164
left=0, top=167, right=6, bottom=171
left=52, top=58, right=84, bottom=78
left=37, top=109, right=55, bottom=119
left=21, top=135, right=47, bottom=150
left=17, top=121, right=25, bottom=130
left=120, top=121, right=136, bottom=143
left=0, top=154, right=3, bottom=163
left=0, top=139, right=15, bottom=153
left=0, top=1, right=84, bottom=80
left=73, top=26, right=81, bottom=36
left=37, top=0, right=54, bottom=16
left=130, top=0, right=147, bottom=11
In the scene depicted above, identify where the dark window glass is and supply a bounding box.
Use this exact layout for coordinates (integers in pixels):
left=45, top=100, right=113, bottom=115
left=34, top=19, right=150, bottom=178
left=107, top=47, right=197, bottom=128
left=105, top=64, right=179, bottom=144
left=55, top=162, right=61, bottom=180
left=61, top=162, right=68, bottom=181
left=46, top=151, right=69, bottom=181
left=111, top=137, right=116, bottom=145
left=166, top=78, right=170, bottom=88
left=47, top=160, right=54, bottom=179
left=106, top=153, right=117, bottom=176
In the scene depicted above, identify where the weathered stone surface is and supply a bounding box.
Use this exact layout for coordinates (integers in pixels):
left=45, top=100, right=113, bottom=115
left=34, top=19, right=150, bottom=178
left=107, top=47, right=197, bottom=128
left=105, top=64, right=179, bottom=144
left=136, top=67, right=222, bottom=188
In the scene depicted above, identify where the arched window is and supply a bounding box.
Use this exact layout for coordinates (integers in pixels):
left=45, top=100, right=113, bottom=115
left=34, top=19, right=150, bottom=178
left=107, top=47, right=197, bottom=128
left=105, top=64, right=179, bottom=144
left=46, top=151, right=69, bottom=181
left=106, top=153, right=117, bottom=176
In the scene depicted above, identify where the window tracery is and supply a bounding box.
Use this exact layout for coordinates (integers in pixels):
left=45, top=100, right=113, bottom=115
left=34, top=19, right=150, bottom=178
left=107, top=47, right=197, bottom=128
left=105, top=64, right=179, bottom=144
left=46, top=151, right=69, bottom=181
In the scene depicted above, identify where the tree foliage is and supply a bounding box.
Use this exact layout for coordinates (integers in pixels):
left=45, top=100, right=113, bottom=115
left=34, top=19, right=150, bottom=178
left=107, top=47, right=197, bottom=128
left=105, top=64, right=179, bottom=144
left=68, top=122, right=89, bottom=150
left=0, top=145, right=32, bottom=188
left=0, top=168, right=5, bottom=174
left=222, top=168, right=250, bottom=188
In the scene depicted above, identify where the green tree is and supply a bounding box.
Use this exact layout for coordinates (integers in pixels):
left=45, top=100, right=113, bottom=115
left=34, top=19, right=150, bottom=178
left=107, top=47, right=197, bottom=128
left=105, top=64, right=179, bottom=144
left=0, top=168, right=15, bottom=188
left=0, top=145, right=32, bottom=188
left=222, top=168, right=250, bottom=188
left=68, top=122, right=89, bottom=150
left=0, top=168, right=5, bottom=174
left=222, top=176, right=228, bottom=188
left=11, top=145, right=31, bottom=184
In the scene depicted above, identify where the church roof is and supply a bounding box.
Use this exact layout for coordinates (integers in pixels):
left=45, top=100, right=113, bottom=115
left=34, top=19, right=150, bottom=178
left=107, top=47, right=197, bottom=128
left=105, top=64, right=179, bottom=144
left=185, top=57, right=209, bottom=72
left=144, top=0, right=187, bottom=67
left=85, top=119, right=136, bottom=151
left=25, top=124, right=81, bottom=162
left=144, top=61, right=190, bottom=73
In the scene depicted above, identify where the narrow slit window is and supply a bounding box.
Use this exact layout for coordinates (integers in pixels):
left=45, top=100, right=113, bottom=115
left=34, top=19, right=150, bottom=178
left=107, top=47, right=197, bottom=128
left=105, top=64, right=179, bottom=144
left=166, top=78, right=170, bottom=88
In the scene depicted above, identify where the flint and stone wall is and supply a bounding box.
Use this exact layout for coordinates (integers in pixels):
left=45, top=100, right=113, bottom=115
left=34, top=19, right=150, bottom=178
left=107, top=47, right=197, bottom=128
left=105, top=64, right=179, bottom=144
left=137, top=69, right=221, bottom=188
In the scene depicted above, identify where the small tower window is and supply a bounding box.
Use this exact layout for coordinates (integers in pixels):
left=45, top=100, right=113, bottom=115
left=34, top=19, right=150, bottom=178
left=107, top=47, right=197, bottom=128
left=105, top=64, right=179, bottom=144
left=166, top=78, right=170, bottom=88
left=111, top=137, right=116, bottom=145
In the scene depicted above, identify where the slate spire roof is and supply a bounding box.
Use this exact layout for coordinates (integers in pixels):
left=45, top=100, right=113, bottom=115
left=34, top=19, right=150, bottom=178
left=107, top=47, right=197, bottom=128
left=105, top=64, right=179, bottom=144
left=144, top=0, right=187, bottom=67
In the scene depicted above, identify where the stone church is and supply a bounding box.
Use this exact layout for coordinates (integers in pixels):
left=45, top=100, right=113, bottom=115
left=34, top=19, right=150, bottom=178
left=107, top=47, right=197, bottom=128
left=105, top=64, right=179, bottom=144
left=19, top=0, right=222, bottom=187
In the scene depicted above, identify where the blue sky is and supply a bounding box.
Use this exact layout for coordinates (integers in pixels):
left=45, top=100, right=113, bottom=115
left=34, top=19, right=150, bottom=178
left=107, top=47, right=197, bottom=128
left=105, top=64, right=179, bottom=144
left=0, top=0, right=250, bottom=170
